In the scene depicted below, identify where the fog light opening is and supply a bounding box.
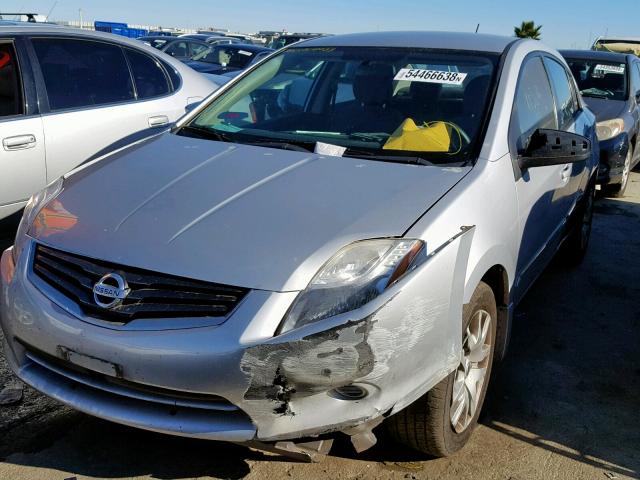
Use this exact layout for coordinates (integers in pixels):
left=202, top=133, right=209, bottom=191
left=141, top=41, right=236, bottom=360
left=330, top=384, right=368, bottom=401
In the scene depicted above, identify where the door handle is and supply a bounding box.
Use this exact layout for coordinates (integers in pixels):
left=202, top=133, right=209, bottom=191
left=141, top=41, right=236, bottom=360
left=560, top=164, right=572, bottom=181
left=148, top=115, right=170, bottom=127
left=3, top=134, right=36, bottom=151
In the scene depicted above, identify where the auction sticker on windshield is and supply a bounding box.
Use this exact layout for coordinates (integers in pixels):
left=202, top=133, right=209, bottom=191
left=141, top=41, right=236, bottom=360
left=394, top=68, right=468, bottom=85
left=594, top=64, right=625, bottom=74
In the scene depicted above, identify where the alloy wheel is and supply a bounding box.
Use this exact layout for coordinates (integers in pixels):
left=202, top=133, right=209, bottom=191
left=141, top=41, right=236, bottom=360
left=621, top=148, right=632, bottom=192
left=450, top=309, right=492, bottom=434
left=580, top=187, right=595, bottom=250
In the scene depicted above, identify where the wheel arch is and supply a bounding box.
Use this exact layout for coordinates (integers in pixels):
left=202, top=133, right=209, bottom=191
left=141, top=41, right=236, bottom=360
left=464, top=247, right=515, bottom=362
left=480, top=265, right=511, bottom=362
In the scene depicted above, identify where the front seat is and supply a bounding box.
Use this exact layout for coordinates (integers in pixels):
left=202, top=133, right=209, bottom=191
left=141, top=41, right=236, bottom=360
left=172, top=43, right=188, bottom=58
left=455, top=75, right=491, bottom=139
left=332, top=62, right=404, bottom=134
left=409, top=81, right=443, bottom=123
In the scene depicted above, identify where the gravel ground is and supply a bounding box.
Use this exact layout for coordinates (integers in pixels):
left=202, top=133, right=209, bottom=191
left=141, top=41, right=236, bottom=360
left=0, top=173, right=639, bottom=480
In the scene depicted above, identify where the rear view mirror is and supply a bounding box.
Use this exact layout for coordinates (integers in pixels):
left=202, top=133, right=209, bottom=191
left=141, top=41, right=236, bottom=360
left=518, top=129, right=591, bottom=170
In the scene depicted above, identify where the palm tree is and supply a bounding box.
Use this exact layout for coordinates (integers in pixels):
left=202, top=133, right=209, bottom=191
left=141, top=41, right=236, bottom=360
left=514, top=21, right=542, bottom=40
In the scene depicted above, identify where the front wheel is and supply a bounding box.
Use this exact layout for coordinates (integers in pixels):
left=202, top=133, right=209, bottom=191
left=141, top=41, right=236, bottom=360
left=605, top=146, right=632, bottom=198
left=387, top=282, right=497, bottom=457
left=563, top=181, right=595, bottom=265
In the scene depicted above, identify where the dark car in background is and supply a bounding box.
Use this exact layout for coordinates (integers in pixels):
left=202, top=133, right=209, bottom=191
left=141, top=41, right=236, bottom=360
left=138, top=35, right=209, bottom=61
left=562, top=50, right=640, bottom=197
left=185, top=43, right=272, bottom=75
left=180, top=33, right=243, bottom=46
left=266, top=33, right=324, bottom=49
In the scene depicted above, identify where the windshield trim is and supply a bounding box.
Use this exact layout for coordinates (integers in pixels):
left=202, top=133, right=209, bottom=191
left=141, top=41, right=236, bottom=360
left=176, top=43, right=514, bottom=165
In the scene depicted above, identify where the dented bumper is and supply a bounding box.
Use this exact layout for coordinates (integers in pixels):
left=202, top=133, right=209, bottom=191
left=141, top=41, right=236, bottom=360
left=0, top=229, right=473, bottom=442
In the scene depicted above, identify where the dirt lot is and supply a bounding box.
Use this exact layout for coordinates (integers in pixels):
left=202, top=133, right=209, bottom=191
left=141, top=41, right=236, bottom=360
left=0, top=173, right=639, bottom=480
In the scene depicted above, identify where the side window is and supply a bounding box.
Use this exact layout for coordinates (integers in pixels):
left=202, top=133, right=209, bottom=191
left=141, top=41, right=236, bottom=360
left=0, top=42, right=23, bottom=117
left=543, top=57, right=577, bottom=130
left=164, top=41, right=189, bottom=58
left=512, top=56, right=558, bottom=149
left=32, top=38, right=134, bottom=111
left=630, top=62, right=640, bottom=97
left=190, top=43, right=208, bottom=57
left=124, top=49, right=171, bottom=100
left=334, top=62, right=357, bottom=105
left=164, top=61, right=182, bottom=91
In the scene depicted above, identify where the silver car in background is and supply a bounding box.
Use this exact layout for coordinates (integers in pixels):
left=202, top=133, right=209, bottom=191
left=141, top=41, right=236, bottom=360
left=1, top=32, right=598, bottom=460
left=0, top=24, right=216, bottom=220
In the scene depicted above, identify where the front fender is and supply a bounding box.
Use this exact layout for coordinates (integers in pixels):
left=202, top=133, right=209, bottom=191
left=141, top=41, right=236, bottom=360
left=463, top=244, right=515, bottom=305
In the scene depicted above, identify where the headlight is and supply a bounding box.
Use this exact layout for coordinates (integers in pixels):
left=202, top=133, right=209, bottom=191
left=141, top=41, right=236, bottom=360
left=12, top=177, right=64, bottom=263
left=596, top=118, right=624, bottom=141
left=279, top=239, right=426, bottom=334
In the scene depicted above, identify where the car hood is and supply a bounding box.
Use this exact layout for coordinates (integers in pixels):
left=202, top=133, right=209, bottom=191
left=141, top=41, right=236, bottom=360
left=582, top=97, right=628, bottom=122
left=35, top=133, right=470, bottom=292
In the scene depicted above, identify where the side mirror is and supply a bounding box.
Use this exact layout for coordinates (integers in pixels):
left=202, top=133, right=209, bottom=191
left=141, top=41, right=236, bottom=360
left=185, top=100, right=202, bottom=114
left=518, top=129, right=591, bottom=170
left=635, top=91, right=640, bottom=103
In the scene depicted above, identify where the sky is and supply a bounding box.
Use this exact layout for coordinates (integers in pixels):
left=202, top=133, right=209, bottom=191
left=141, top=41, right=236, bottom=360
left=2, top=0, right=638, bottom=49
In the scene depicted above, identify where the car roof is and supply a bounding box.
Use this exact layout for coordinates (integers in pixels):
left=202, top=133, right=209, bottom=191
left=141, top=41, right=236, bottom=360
left=140, top=35, right=205, bottom=43
left=140, top=35, right=179, bottom=41
left=0, top=25, right=185, bottom=49
left=214, top=43, right=272, bottom=52
left=0, top=20, right=62, bottom=27
left=184, top=33, right=226, bottom=39
left=595, top=36, right=640, bottom=43
left=301, top=31, right=517, bottom=53
left=0, top=24, right=111, bottom=36
left=0, top=25, right=204, bottom=63
left=559, top=49, right=631, bottom=62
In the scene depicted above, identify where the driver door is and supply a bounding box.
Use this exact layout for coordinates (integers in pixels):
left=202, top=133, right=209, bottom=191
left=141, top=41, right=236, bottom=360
left=510, top=55, right=567, bottom=301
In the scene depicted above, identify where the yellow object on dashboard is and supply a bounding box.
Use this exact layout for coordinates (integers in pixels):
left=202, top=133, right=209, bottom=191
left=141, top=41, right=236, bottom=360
left=383, top=119, right=451, bottom=152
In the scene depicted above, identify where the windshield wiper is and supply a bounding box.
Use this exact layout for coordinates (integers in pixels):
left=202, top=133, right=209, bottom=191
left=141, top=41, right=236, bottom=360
left=243, top=139, right=313, bottom=153
left=580, top=91, right=609, bottom=99
left=348, top=132, right=390, bottom=143
left=178, top=125, right=233, bottom=142
left=343, top=148, right=432, bottom=166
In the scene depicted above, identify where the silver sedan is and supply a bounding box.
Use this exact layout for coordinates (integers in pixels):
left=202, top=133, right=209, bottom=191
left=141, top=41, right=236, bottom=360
left=1, top=31, right=598, bottom=460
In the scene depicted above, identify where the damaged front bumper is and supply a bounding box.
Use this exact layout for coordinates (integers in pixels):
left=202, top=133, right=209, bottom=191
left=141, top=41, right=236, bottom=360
left=0, top=228, right=473, bottom=446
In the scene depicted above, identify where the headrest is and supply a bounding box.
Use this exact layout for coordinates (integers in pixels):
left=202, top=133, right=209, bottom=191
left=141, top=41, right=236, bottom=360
left=463, top=75, right=491, bottom=113
left=410, top=81, right=443, bottom=104
left=353, top=62, right=394, bottom=106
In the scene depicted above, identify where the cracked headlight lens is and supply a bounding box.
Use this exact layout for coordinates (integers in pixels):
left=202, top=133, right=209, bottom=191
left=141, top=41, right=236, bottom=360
left=596, top=118, right=624, bottom=141
left=279, top=238, right=425, bottom=334
left=12, top=177, right=64, bottom=264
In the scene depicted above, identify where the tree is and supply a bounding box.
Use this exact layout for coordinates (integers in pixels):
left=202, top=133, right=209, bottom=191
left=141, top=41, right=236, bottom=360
left=514, top=21, right=542, bottom=40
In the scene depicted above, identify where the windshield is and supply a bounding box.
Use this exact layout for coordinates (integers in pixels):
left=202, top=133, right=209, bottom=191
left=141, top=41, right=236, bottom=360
left=143, top=38, right=168, bottom=50
left=191, top=46, right=256, bottom=67
left=565, top=58, right=628, bottom=101
left=181, top=46, right=499, bottom=164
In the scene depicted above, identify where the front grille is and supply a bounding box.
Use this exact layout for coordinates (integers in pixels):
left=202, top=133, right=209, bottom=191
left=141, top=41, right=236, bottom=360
left=33, top=244, right=250, bottom=323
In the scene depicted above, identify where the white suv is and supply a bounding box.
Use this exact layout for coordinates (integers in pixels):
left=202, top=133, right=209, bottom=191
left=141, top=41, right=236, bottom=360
left=0, top=25, right=216, bottom=220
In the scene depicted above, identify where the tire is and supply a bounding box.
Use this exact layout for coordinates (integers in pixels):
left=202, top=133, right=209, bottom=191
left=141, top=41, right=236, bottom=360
left=563, top=180, right=595, bottom=265
left=605, top=145, right=632, bottom=198
left=387, top=281, right=497, bottom=457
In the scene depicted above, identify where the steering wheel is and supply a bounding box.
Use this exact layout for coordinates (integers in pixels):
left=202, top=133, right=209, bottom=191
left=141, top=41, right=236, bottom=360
left=445, top=121, right=472, bottom=146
